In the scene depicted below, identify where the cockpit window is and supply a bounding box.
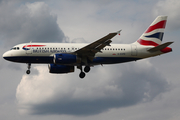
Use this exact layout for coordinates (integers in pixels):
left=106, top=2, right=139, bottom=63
left=10, top=47, right=20, bottom=50
left=11, top=47, right=16, bottom=50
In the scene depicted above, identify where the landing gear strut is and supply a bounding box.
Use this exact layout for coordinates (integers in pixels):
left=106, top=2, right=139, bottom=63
left=26, top=63, right=31, bottom=74
left=77, top=66, right=91, bottom=78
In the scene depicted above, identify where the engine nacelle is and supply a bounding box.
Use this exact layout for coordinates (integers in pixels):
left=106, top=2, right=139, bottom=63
left=48, top=64, right=74, bottom=74
left=53, top=53, right=81, bottom=64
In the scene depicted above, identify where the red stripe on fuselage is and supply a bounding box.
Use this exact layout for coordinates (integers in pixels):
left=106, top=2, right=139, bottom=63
left=145, top=20, right=166, bottom=33
left=23, top=45, right=46, bottom=48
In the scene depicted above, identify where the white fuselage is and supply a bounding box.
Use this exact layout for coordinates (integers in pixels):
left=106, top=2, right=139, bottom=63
left=3, top=42, right=162, bottom=66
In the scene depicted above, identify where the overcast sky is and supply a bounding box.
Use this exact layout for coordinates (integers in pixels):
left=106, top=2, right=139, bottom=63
left=0, top=0, right=180, bottom=120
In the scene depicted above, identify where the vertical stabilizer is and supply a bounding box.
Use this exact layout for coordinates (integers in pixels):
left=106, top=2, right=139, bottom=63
left=134, top=16, right=167, bottom=46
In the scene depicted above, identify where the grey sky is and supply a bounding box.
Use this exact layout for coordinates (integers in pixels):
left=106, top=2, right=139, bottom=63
left=0, top=0, right=179, bottom=120
left=0, top=1, right=65, bottom=47
left=16, top=61, right=169, bottom=116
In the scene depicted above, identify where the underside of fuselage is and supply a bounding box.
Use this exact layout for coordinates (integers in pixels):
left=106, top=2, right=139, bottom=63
left=3, top=56, right=141, bottom=65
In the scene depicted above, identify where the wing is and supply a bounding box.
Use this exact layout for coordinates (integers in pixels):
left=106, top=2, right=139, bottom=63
left=74, top=30, right=121, bottom=62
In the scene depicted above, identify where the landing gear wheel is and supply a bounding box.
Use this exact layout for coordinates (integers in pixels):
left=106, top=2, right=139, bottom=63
left=84, top=66, right=90, bottom=73
left=26, top=63, right=31, bottom=75
left=79, top=72, right=85, bottom=78
left=26, top=70, right=30, bottom=74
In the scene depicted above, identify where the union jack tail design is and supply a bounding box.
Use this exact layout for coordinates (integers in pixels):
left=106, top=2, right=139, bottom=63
left=136, top=16, right=167, bottom=46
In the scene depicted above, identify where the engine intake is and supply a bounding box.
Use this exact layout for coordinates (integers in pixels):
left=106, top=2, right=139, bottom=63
left=53, top=53, right=81, bottom=64
left=48, top=64, right=74, bottom=74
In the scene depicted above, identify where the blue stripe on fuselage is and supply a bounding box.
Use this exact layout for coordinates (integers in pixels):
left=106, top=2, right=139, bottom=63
left=92, top=57, right=141, bottom=64
left=3, top=56, right=54, bottom=63
left=3, top=56, right=141, bottom=64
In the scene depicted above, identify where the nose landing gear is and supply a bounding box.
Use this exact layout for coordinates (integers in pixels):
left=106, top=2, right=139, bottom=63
left=26, top=63, right=31, bottom=74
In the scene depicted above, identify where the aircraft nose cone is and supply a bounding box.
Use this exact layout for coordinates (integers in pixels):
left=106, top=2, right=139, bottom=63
left=3, top=52, right=8, bottom=60
left=2, top=51, right=12, bottom=61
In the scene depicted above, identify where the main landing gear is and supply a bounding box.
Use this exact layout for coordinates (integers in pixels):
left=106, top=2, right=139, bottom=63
left=78, top=66, right=91, bottom=79
left=26, top=63, right=31, bottom=74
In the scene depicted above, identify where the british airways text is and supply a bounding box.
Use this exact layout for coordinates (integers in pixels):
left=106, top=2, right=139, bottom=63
left=33, top=50, right=66, bottom=53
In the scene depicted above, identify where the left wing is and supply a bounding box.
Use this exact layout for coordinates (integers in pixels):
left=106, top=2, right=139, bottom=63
left=74, top=30, right=121, bottom=62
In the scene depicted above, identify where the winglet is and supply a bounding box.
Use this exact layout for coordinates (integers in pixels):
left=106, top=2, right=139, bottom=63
left=117, top=30, right=122, bottom=35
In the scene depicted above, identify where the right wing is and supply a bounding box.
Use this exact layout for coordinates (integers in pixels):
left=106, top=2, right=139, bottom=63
left=74, top=30, right=121, bottom=62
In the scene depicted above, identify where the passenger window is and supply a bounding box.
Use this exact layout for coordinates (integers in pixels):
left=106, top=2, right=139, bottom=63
left=17, top=47, right=19, bottom=50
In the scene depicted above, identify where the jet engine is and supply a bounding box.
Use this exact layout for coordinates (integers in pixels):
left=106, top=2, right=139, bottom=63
left=53, top=53, right=81, bottom=64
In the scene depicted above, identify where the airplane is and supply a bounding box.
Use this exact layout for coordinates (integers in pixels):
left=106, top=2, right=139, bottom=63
left=3, top=16, right=173, bottom=78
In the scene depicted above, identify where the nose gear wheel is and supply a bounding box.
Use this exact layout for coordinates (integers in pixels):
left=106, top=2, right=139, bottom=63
left=26, top=63, right=31, bottom=74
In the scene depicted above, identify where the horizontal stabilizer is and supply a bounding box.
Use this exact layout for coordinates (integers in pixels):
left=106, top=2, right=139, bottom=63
left=148, top=42, right=173, bottom=52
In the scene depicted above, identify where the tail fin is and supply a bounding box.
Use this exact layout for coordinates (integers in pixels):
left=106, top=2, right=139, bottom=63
left=135, top=16, right=167, bottom=46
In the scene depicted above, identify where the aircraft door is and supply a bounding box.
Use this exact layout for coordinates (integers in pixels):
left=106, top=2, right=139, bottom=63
left=131, top=45, right=137, bottom=56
